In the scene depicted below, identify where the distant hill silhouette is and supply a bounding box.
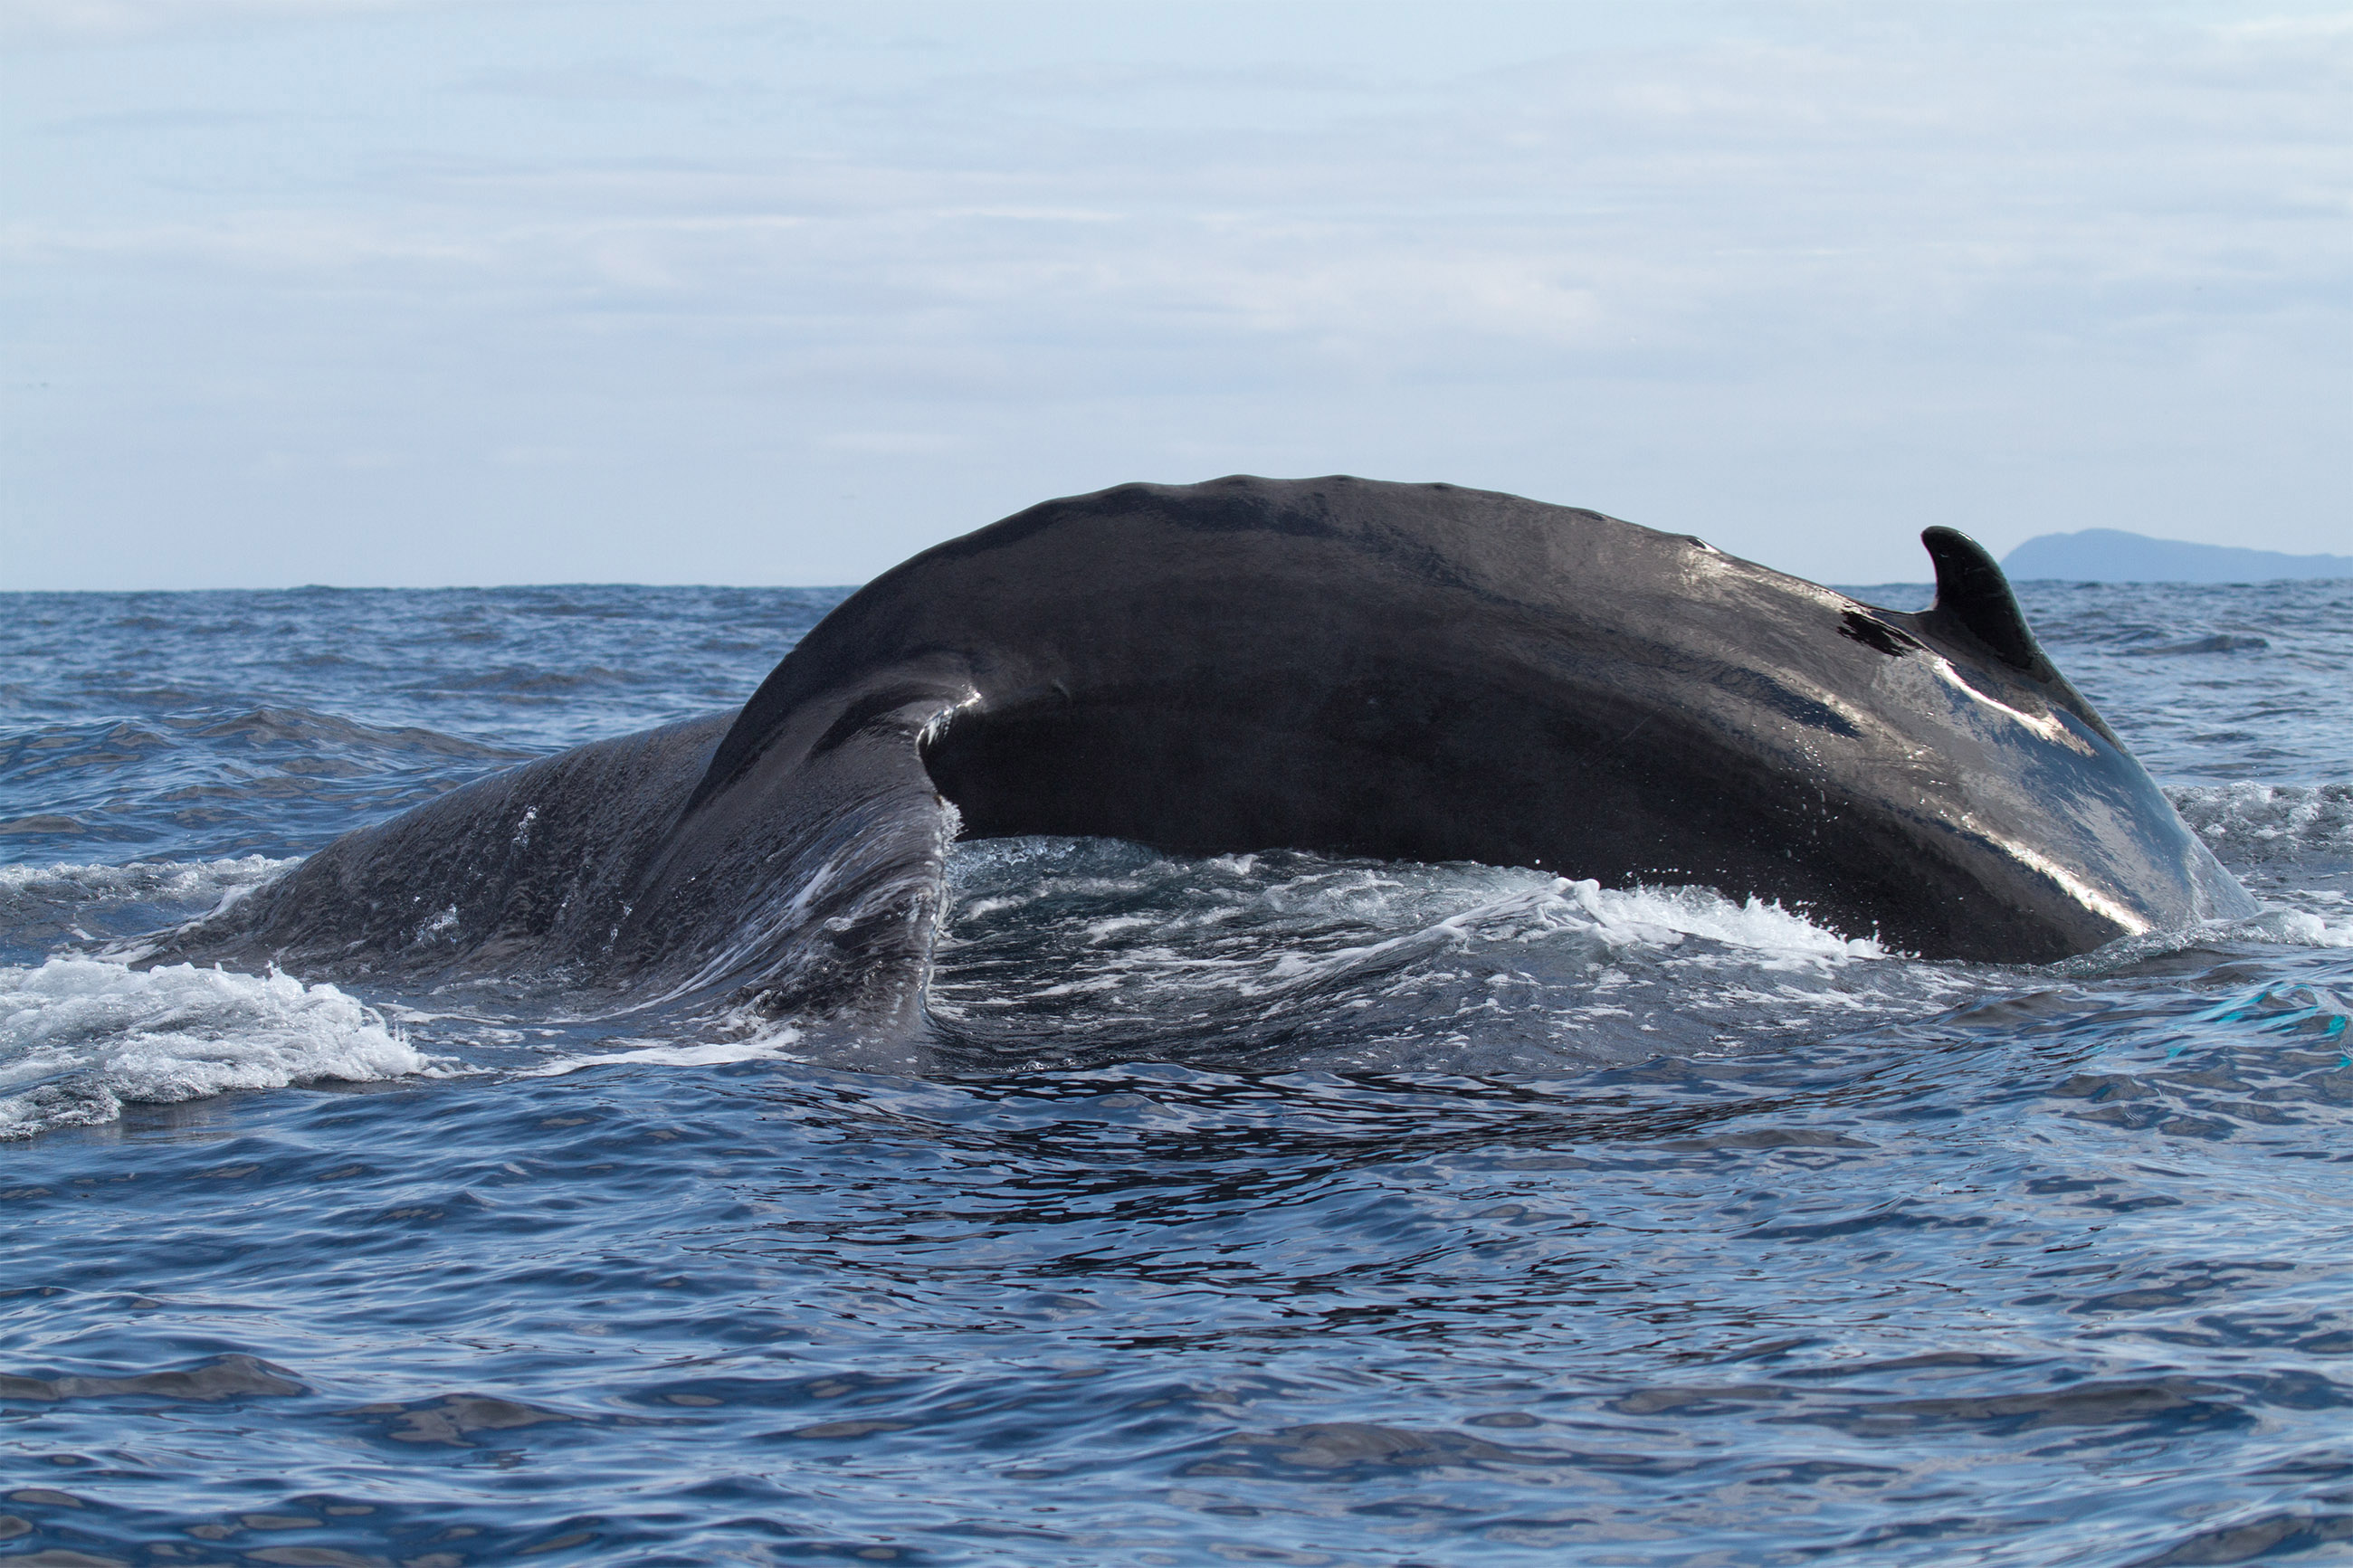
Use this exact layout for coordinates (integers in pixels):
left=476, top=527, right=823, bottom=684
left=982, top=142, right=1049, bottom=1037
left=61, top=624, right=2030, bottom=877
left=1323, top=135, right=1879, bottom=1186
left=2003, top=528, right=2351, bottom=584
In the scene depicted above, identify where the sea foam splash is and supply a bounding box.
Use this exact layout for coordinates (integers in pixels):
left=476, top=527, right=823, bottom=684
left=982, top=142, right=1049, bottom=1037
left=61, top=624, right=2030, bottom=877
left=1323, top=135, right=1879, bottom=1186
left=0, top=854, right=299, bottom=965
left=0, top=958, right=438, bottom=1139
left=2219, top=898, right=2353, bottom=949
left=0, top=854, right=296, bottom=903
left=926, top=838, right=1948, bottom=1070
left=518, top=1031, right=807, bottom=1079
left=2172, top=782, right=2352, bottom=870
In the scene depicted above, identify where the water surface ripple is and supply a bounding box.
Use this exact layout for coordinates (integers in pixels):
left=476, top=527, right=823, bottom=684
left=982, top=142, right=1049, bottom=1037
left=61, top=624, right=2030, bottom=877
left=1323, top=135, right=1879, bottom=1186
left=0, top=578, right=2348, bottom=1566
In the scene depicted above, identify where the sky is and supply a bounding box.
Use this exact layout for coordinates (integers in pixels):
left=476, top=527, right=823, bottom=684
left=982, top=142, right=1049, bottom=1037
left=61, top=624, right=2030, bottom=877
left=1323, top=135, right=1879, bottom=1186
left=3, top=0, right=2347, bottom=589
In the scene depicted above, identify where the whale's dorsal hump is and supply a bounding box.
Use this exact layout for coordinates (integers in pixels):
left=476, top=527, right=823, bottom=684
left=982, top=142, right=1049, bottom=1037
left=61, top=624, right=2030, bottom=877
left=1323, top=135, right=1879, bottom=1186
left=1920, top=526, right=2043, bottom=672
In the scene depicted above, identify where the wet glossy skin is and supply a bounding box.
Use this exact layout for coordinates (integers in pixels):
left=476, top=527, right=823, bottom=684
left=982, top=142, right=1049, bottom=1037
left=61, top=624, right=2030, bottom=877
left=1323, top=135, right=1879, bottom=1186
left=170, top=476, right=2253, bottom=1014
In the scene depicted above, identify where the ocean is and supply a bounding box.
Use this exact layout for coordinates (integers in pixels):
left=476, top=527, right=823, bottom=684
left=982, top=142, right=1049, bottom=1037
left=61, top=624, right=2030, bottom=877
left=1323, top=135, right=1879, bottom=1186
left=1, top=576, right=2348, bottom=1566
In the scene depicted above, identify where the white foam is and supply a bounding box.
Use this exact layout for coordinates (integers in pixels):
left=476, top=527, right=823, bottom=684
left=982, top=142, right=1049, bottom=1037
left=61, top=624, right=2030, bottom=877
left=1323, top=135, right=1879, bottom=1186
left=1563, top=879, right=1889, bottom=959
left=0, top=854, right=296, bottom=904
left=3, top=855, right=300, bottom=959
left=0, top=958, right=439, bottom=1140
left=1206, top=878, right=1883, bottom=1004
left=2219, top=901, right=2353, bottom=949
left=519, top=1028, right=805, bottom=1079
left=928, top=841, right=1930, bottom=1066
left=2171, top=783, right=2353, bottom=863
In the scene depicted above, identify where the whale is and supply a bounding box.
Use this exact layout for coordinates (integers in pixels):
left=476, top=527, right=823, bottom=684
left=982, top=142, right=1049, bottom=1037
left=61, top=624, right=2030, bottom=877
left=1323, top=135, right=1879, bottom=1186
left=157, top=475, right=2256, bottom=1021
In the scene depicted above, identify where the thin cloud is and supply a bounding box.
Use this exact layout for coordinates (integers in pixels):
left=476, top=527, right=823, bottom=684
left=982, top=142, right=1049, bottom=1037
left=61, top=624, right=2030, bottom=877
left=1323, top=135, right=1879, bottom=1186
left=1, top=0, right=533, bottom=47
left=4, top=1, right=2344, bottom=588
left=460, top=62, right=733, bottom=102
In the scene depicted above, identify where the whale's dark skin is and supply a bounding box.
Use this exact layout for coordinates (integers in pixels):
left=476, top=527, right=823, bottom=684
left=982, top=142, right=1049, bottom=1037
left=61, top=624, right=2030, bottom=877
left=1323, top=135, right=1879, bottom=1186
left=159, top=476, right=2255, bottom=1019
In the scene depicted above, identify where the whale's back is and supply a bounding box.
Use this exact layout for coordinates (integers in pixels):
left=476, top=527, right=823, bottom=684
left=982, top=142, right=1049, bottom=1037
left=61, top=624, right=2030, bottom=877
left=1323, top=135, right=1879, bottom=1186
left=161, top=475, right=2253, bottom=1015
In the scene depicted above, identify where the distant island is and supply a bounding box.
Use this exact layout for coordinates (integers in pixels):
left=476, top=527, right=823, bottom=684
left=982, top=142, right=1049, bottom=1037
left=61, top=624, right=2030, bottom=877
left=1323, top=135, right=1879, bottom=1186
left=2003, top=528, right=2351, bottom=584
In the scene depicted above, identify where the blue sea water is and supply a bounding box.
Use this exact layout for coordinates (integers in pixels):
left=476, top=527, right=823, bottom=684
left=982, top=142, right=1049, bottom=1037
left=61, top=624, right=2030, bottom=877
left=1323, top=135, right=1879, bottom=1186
left=0, top=576, right=2348, bottom=1566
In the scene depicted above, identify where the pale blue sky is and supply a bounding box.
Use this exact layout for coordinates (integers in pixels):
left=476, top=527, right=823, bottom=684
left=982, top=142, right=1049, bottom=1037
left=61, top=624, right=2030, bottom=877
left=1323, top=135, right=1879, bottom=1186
left=5, top=0, right=2347, bottom=588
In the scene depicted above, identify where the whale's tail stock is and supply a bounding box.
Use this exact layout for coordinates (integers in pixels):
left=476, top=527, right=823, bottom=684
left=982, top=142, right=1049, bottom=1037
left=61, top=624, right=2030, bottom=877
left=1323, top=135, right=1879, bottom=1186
left=140, top=705, right=964, bottom=1031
